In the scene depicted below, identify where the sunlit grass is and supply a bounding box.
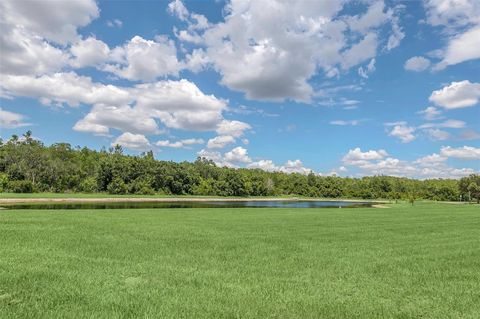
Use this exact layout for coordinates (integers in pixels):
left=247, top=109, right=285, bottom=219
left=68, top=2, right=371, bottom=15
left=1, top=202, right=479, bottom=318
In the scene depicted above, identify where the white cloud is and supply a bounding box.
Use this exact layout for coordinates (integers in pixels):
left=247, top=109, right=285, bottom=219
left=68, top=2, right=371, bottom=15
left=107, top=19, right=122, bottom=28
left=424, top=0, right=480, bottom=69
left=104, top=36, right=181, bottom=81
left=418, top=106, right=442, bottom=120
left=112, top=132, right=151, bottom=151
left=343, top=147, right=477, bottom=178
left=224, top=146, right=252, bottom=164
left=358, top=58, right=376, bottom=79
left=248, top=159, right=313, bottom=174
left=341, top=33, right=378, bottom=70
left=440, top=146, right=480, bottom=160
left=167, top=0, right=189, bottom=21
left=0, top=108, right=30, bottom=129
left=0, top=22, right=69, bottom=76
left=387, top=122, right=416, bottom=143
left=198, top=147, right=314, bottom=174
left=247, top=160, right=278, bottom=172
left=342, top=148, right=388, bottom=165
left=133, top=80, right=227, bottom=131
left=1, top=72, right=132, bottom=107
left=177, top=0, right=403, bottom=102
left=330, top=120, right=362, bottom=126
left=207, top=135, right=235, bottom=149
left=404, top=56, right=431, bottom=71
left=279, top=159, right=313, bottom=174
left=181, top=138, right=204, bottom=146
left=215, top=120, right=251, bottom=138
left=0, top=73, right=233, bottom=136
left=197, top=149, right=234, bottom=167
left=156, top=138, right=204, bottom=149
left=429, top=81, right=480, bottom=109
left=436, top=26, right=480, bottom=69
left=73, top=104, right=160, bottom=136
left=424, top=0, right=480, bottom=29
left=70, top=37, right=110, bottom=68
left=0, top=0, right=99, bottom=44
left=419, top=119, right=466, bottom=129
left=414, top=153, right=447, bottom=166
left=386, top=14, right=405, bottom=50
left=425, top=129, right=451, bottom=141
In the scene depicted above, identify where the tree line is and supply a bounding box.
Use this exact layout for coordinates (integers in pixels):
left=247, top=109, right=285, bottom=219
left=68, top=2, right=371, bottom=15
left=1, top=131, right=479, bottom=202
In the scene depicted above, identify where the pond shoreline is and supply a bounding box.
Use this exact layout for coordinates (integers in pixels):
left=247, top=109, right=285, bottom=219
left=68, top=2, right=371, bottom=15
left=0, top=197, right=385, bottom=205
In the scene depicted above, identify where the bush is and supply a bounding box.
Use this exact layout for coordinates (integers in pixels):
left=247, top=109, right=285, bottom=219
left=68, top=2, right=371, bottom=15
left=79, top=177, right=98, bottom=193
left=128, top=179, right=155, bottom=195
left=8, top=180, right=34, bottom=193
left=0, top=173, right=8, bottom=192
left=107, top=177, right=127, bottom=195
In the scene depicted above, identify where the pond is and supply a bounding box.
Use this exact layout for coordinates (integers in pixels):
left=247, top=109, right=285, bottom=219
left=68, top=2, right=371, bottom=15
left=0, top=200, right=373, bottom=210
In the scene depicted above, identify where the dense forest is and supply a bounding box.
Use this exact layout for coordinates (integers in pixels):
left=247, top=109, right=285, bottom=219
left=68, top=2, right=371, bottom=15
left=1, top=131, right=479, bottom=202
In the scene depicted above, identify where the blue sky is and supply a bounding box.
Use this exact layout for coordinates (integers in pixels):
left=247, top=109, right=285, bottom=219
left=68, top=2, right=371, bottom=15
left=0, top=0, right=479, bottom=178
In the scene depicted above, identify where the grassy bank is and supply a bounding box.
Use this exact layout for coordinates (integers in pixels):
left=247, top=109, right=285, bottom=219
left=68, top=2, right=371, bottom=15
left=1, top=202, right=479, bottom=318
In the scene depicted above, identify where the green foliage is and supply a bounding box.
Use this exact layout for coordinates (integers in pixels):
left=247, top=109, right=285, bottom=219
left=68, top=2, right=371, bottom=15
left=0, top=132, right=472, bottom=201
left=459, top=174, right=480, bottom=202
left=7, top=180, right=34, bottom=193
left=107, top=177, right=127, bottom=195
left=78, top=176, right=98, bottom=193
left=0, top=173, right=8, bottom=192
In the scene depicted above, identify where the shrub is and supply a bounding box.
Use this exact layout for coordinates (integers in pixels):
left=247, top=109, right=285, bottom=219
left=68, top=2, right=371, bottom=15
left=107, top=177, right=127, bottom=195
left=0, top=173, right=8, bottom=192
left=8, top=180, right=34, bottom=193
left=128, top=179, right=155, bottom=195
left=79, top=177, right=98, bottom=193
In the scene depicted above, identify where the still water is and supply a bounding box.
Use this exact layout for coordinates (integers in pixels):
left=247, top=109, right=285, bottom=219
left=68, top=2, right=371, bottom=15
left=1, top=200, right=373, bottom=210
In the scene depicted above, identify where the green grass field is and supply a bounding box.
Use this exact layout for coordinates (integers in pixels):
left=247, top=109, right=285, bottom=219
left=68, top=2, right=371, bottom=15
left=1, top=202, right=479, bottom=318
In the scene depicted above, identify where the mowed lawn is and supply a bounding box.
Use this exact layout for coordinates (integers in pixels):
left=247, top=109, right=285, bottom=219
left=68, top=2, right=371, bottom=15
left=1, top=202, right=479, bottom=318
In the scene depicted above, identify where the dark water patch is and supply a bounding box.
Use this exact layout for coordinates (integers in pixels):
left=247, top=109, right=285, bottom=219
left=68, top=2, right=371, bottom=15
left=0, top=200, right=372, bottom=210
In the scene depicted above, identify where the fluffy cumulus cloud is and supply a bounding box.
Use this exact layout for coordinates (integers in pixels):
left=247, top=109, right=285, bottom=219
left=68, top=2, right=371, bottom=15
left=429, top=81, right=480, bottom=109
left=423, top=0, right=480, bottom=69
left=436, top=26, right=480, bottom=69
left=386, top=122, right=416, bottom=143
left=216, top=120, right=251, bottom=138
left=0, top=0, right=99, bottom=45
left=156, top=138, right=204, bottom=149
left=112, top=132, right=151, bottom=151
left=70, top=37, right=110, bottom=68
left=404, top=56, right=431, bottom=71
left=197, top=147, right=315, bottom=174
left=224, top=147, right=252, bottom=164
left=440, top=146, right=480, bottom=160
left=343, top=147, right=478, bottom=178
left=342, top=148, right=388, bottom=165
left=1, top=72, right=132, bottom=107
left=248, top=159, right=314, bottom=174
left=418, top=106, right=442, bottom=120
left=73, top=104, right=160, bottom=136
left=104, top=36, right=182, bottom=81
left=0, top=0, right=98, bottom=77
left=170, top=0, right=404, bottom=102
left=0, top=72, right=235, bottom=136
left=207, top=135, right=236, bottom=149
left=0, top=108, right=30, bottom=129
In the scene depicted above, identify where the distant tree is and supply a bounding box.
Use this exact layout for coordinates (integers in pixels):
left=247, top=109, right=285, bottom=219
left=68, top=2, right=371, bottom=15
left=0, top=131, right=474, bottom=201
left=468, top=182, right=480, bottom=204
left=408, top=193, right=416, bottom=206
